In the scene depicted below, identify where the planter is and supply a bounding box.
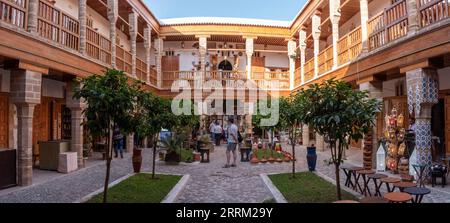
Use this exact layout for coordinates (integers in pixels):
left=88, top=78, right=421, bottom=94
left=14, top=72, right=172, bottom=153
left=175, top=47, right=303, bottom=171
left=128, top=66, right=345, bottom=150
left=165, top=151, right=180, bottom=165
left=193, top=152, right=201, bottom=162
left=132, top=148, right=142, bottom=173
left=306, top=146, right=317, bottom=171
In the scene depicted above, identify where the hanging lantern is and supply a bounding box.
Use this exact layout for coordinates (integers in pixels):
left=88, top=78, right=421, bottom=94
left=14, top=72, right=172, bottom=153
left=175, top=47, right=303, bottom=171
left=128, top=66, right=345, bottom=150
left=376, top=144, right=386, bottom=172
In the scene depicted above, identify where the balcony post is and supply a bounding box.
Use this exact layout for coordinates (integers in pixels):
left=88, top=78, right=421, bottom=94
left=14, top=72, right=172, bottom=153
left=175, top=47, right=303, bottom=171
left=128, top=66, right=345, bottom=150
left=155, top=38, right=164, bottom=88
left=245, top=37, right=256, bottom=80
left=330, top=0, right=341, bottom=68
left=196, top=35, right=209, bottom=75
left=299, top=27, right=307, bottom=84
left=312, top=11, right=321, bottom=78
left=107, top=0, right=118, bottom=69
left=287, top=40, right=297, bottom=90
left=78, top=0, right=87, bottom=55
left=128, top=10, right=138, bottom=78
left=407, top=0, right=419, bottom=35
left=27, top=0, right=38, bottom=33
left=144, top=25, right=152, bottom=84
left=359, top=0, right=369, bottom=53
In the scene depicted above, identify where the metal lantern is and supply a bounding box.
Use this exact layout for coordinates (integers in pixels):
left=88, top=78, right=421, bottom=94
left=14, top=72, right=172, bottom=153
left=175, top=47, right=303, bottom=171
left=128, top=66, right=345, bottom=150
left=376, top=144, right=386, bottom=171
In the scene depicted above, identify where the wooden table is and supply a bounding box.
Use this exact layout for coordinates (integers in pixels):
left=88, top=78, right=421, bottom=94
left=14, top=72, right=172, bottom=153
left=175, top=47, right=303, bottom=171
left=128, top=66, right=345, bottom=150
left=384, top=192, right=413, bottom=203
left=404, top=187, right=431, bottom=203
left=357, top=169, right=376, bottom=195
left=340, top=165, right=356, bottom=188
left=380, top=177, right=401, bottom=192
left=367, top=173, right=388, bottom=196
left=360, top=196, right=389, bottom=203
left=393, top=182, right=417, bottom=192
left=348, top=167, right=365, bottom=192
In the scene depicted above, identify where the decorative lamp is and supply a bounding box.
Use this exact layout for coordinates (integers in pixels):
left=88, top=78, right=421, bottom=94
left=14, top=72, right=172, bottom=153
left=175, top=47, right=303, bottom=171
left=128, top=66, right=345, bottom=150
left=376, top=144, right=386, bottom=171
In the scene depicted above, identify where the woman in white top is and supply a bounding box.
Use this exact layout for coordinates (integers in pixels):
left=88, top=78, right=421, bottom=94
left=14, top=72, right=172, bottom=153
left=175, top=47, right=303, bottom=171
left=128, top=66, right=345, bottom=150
left=213, top=121, right=223, bottom=146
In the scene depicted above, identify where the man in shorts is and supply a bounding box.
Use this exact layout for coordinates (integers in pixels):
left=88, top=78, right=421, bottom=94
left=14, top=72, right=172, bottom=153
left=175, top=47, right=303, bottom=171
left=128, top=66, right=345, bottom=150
left=224, top=118, right=238, bottom=168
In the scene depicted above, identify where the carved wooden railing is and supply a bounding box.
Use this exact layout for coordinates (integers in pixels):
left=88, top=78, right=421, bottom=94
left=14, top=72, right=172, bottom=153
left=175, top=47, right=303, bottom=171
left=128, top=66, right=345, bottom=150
left=294, top=67, right=301, bottom=87
left=37, top=0, right=79, bottom=50
left=0, top=0, right=27, bottom=29
left=418, top=0, right=449, bottom=27
left=136, top=57, right=147, bottom=82
left=149, top=67, right=157, bottom=86
left=338, top=27, right=362, bottom=65
left=304, top=58, right=314, bottom=82
left=318, top=45, right=334, bottom=75
left=368, top=0, right=408, bottom=50
left=86, top=27, right=111, bottom=64
left=115, top=45, right=132, bottom=74
left=252, top=71, right=290, bottom=89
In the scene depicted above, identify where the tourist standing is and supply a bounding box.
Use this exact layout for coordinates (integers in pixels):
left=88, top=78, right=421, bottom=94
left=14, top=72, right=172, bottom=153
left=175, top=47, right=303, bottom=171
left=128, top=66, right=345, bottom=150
left=209, top=121, right=215, bottom=140
left=113, top=126, right=124, bottom=158
left=224, top=118, right=238, bottom=168
left=213, top=121, right=223, bottom=146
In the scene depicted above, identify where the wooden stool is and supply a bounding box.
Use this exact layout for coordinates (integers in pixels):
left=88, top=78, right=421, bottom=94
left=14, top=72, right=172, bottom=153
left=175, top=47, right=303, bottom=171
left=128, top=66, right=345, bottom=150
left=393, top=182, right=417, bottom=192
left=383, top=192, right=413, bottom=203
left=348, top=167, right=365, bottom=192
left=356, top=169, right=376, bottom=195
left=340, top=165, right=356, bottom=188
left=381, top=177, right=401, bottom=192
left=367, top=173, right=388, bottom=196
left=360, top=196, right=389, bottom=203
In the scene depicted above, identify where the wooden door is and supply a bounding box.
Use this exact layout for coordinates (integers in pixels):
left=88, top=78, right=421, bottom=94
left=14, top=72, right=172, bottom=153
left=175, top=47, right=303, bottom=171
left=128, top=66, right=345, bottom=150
left=252, top=56, right=265, bottom=79
left=445, top=96, right=450, bottom=154
left=162, top=56, right=180, bottom=72
left=0, top=94, right=8, bottom=149
left=33, top=97, right=50, bottom=158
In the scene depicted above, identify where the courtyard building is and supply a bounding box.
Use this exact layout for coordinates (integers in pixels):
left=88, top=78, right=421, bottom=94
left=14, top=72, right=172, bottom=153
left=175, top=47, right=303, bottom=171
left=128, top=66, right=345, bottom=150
left=0, top=0, right=449, bottom=190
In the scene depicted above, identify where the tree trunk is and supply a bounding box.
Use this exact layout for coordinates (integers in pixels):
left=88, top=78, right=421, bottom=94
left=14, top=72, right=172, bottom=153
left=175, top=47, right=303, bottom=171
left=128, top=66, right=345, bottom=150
left=335, top=162, right=342, bottom=200
left=103, top=126, right=113, bottom=203
left=152, top=134, right=157, bottom=179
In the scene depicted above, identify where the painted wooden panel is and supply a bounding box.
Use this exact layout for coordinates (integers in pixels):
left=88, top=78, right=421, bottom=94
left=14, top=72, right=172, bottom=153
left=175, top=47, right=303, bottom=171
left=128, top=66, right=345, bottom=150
left=33, top=97, right=50, bottom=158
left=162, top=56, right=180, bottom=72
left=0, top=94, right=9, bottom=149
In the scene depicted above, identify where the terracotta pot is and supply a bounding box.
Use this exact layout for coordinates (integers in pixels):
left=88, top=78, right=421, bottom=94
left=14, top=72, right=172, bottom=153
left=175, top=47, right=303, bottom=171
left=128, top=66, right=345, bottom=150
left=250, top=150, right=259, bottom=164
left=193, top=152, right=201, bottom=162
left=132, top=149, right=142, bottom=173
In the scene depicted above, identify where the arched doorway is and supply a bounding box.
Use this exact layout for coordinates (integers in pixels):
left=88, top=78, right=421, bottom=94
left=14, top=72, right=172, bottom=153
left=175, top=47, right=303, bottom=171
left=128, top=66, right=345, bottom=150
left=218, top=60, right=233, bottom=71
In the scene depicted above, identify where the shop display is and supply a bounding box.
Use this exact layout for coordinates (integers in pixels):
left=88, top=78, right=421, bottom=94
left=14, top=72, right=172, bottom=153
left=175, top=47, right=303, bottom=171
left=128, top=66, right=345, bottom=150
left=383, top=107, right=410, bottom=173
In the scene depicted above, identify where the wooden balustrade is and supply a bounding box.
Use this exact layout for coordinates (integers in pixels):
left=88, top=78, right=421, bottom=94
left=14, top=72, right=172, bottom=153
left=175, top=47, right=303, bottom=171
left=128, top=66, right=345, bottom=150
left=294, top=67, right=301, bottom=87
left=149, top=68, right=157, bottom=86
left=136, top=57, right=147, bottom=82
left=304, top=58, right=314, bottom=82
left=0, top=0, right=27, bottom=29
left=115, top=45, right=132, bottom=74
left=338, top=27, right=362, bottom=65
left=86, top=27, right=111, bottom=64
left=368, top=0, right=408, bottom=50
left=318, top=45, right=334, bottom=75
left=418, top=0, right=449, bottom=27
left=37, top=0, right=79, bottom=50
left=252, top=71, right=289, bottom=80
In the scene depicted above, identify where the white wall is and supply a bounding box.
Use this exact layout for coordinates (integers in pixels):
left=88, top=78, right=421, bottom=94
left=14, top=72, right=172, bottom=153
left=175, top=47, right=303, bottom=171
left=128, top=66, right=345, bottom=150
left=42, top=78, right=66, bottom=99
left=382, top=77, right=406, bottom=98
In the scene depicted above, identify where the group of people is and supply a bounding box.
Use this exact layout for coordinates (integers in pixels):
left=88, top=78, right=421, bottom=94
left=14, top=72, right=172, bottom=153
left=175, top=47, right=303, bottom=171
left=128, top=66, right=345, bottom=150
left=208, top=118, right=240, bottom=168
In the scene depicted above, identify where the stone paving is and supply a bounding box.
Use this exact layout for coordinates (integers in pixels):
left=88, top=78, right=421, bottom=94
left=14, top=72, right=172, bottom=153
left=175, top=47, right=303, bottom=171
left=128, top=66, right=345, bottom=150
left=1, top=143, right=450, bottom=203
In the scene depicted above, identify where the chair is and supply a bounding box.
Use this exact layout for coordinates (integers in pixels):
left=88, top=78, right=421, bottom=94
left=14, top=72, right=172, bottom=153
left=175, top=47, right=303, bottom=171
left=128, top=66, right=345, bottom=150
left=431, top=164, right=447, bottom=188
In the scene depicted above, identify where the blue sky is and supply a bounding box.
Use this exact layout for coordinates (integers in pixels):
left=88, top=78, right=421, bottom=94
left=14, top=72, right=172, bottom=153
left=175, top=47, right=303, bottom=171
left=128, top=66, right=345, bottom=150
left=144, top=0, right=307, bottom=21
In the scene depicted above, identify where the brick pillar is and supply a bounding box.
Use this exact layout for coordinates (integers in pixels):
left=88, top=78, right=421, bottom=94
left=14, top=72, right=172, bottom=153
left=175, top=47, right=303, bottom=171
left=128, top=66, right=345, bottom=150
left=359, top=0, right=369, bottom=53
left=27, top=0, right=38, bottom=33
left=330, top=0, right=341, bottom=68
left=129, top=10, right=138, bottom=78
left=78, top=0, right=87, bottom=55
left=299, top=28, right=307, bottom=84
left=10, top=69, right=42, bottom=186
left=66, top=82, right=86, bottom=168
left=302, top=124, right=310, bottom=146
left=360, top=81, right=383, bottom=169
left=312, top=12, right=321, bottom=78
left=407, top=0, right=419, bottom=35
left=155, top=38, right=164, bottom=88
left=245, top=37, right=255, bottom=80
left=288, top=40, right=297, bottom=90
left=406, top=68, right=439, bottom=177
left=107, top=0, right=118, bottom=68
left=144, top=25, right=152, bottom=83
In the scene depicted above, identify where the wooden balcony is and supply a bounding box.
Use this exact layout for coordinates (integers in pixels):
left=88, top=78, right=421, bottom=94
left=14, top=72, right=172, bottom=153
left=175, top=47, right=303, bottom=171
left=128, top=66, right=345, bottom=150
left=37, top=0, right=79, bottom=51
left=418, top=0, right=449, bottom=27
left=115, top=45, right=132, bottom=74
left=318, top=45, right=333, bottom=75
left=136, top=57, right=148, bottom=83
left=0, top=0, right=27, bottom=29
left=149, top=68, right=157, bottom=86
left=294, top=67, right=301, bottom=86
left=304, top=58, right=314, bottom=82
left=86, top=27, right=111, bottom=65
left=337, top=27, right=362, bottom=65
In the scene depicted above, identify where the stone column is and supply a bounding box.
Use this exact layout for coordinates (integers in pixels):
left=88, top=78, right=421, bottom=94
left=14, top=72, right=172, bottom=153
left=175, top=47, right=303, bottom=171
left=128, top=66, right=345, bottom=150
left=299, top=27, right=307, bottom=84
left=315, top=133, right=325, bottom=152
left=144, top=25, right=152, bottom=83
left=10, top=69, right=42, bottom=186
left=197, top=35, right=209, bottom=74
left=288, top=40, right=297, bottom=90
left=245, top=37, right=255, bottom=80
left=107, top=0, right=118, bottom=68
left=360, top=81, right=383, bottom=169
left=66, top=82, right=86, bottom=168
left=129, top=10, right=138, bottom=78
left=27, top=0, right=38, bottom=33
left=406, top=68, right=439, bottom=176
left=302, top=124, right=310, bottom=146
left=330, top=0, right=341, bottom=68
left=407, top=0, right=419, bottom=35
left=155, top=38, right=164, bottom=88
left=78, top=0, right=87, bottom=55
left=359, top=0, right=369, bottom=53
left=312, top=12, right=321, bottom=78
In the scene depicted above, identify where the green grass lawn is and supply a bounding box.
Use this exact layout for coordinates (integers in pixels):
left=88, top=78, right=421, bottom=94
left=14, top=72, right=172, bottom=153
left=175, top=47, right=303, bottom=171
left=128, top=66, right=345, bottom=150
left=87, top=174, right=181, bottom=203
left=269, top=172, right=358, bottom=203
